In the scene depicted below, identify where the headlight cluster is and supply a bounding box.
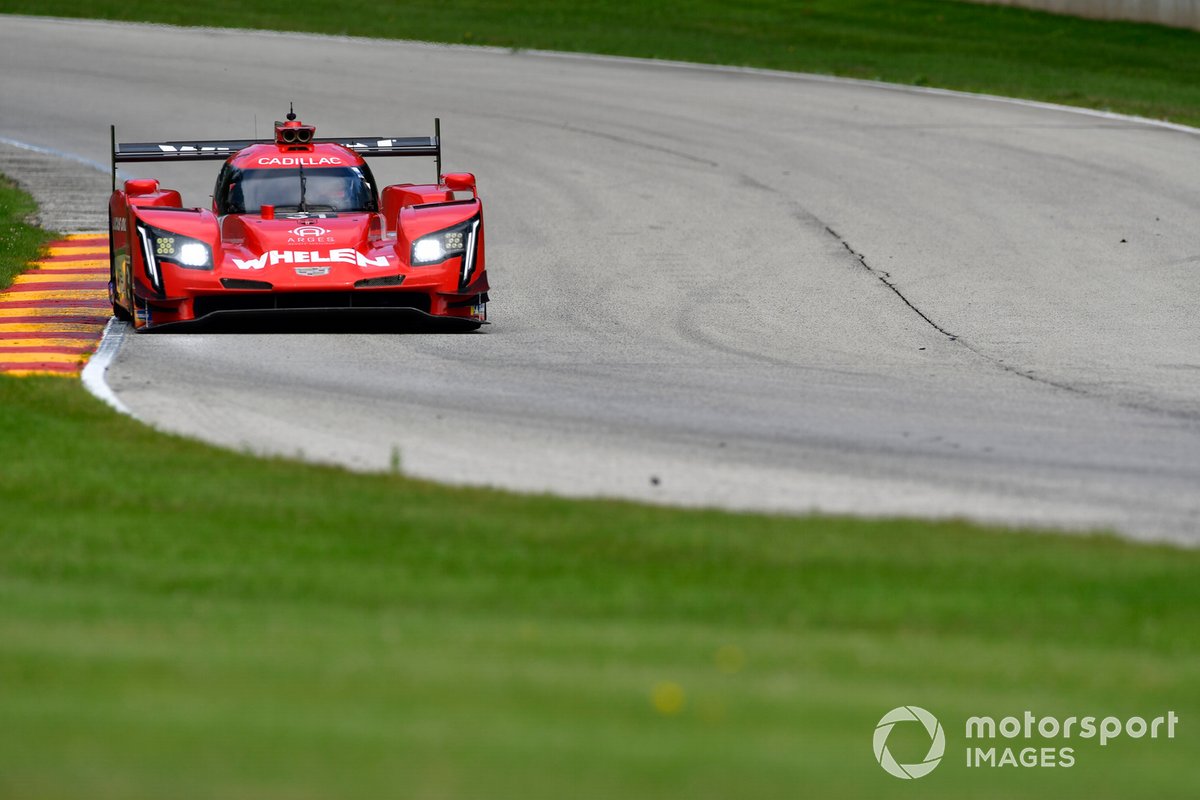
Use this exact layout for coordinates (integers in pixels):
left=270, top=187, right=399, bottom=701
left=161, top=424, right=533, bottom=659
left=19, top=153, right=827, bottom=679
left=411, top=218, right=476, bottom=266
left=137, top=222, right=213, bottom=275
left=135, top=221, right=214, bottom=293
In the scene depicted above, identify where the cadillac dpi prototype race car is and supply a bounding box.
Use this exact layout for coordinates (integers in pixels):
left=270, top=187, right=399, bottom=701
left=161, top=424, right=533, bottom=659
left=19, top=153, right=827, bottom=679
left=108, top=110, right=488, bottom=331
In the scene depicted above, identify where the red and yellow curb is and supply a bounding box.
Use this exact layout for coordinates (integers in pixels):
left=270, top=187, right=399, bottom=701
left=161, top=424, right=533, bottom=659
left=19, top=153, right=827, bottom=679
left=0, top=233, right=111, bottom=376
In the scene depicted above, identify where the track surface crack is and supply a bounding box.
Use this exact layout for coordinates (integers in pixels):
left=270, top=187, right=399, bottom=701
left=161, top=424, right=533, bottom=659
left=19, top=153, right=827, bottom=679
left=826, top=226, right=958, bottom=340
left=822, top=224, right=1087, bottom=397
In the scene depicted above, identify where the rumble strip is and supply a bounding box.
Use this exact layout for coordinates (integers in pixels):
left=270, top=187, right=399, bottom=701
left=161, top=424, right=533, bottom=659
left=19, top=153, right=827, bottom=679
left=0, top=233, right=111, bottom=376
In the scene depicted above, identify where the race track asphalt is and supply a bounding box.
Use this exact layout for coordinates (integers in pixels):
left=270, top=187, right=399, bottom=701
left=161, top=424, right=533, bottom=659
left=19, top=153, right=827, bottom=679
left=2, top=16, right=1198, bottom=542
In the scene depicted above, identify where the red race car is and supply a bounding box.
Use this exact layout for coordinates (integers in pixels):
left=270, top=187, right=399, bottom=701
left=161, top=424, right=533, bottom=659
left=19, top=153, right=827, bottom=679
left=108, top=110, right=488, bottom=331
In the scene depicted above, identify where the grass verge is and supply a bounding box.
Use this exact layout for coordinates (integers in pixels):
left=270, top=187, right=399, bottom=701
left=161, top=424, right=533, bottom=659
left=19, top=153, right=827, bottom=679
left=0, top=181, right=1198, bottom=797
left=0, top=174, right=57, bottom=287
left=3, top=1, right=1200, bottom=125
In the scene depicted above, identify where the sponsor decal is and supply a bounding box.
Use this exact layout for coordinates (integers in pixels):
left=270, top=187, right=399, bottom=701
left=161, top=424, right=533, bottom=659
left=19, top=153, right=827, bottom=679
left=287, top=224, right=334, bottom=244
left=255, top=156, right=343, bottom=167
left=112, top=216, right=127, bottom=232
left=232, top=249, right=392, bottom=270
left=295, top=266, right=331, bottom=277
left=344, top=139, right=406, bottom=150
left=157, top=144, right=236, bottom=154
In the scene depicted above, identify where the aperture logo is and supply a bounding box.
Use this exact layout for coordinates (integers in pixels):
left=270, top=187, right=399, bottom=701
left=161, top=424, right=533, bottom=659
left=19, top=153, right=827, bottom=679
left=874, top=706, right=945, bottom=779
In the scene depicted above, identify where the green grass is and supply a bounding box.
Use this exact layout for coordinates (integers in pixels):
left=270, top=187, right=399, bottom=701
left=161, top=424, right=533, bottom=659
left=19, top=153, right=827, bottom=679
left=0, top=183, right=1198, bottom=796
left=0, top=175, right=57, bottom=287
left=4, top=0, right=1200, bottom=125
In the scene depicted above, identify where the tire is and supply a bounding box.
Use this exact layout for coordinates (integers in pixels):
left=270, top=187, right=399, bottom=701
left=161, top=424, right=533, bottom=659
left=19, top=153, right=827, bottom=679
left=126, top=264, right=145, bottom=330
left=109, top=215, right=132, bottom=322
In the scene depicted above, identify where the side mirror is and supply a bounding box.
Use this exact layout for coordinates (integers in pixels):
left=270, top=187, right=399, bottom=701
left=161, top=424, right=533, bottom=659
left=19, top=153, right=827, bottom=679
left=125, top=178, right=159, bottom=197
left=442, top=172, right=476, bottom=192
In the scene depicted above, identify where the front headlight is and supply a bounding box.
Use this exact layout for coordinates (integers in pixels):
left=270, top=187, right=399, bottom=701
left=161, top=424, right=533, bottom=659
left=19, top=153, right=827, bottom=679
left=413, top=237, right=447, bottom=263
left=176, top=242, right=211, bottom=267
left=411, top=218, right=474, bottom=265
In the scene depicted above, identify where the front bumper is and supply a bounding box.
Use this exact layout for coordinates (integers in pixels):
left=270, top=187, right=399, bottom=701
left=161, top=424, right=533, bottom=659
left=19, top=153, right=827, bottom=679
left=136, top=303, right=487, bottom=333
left=132, top=271, right=489, bottom=331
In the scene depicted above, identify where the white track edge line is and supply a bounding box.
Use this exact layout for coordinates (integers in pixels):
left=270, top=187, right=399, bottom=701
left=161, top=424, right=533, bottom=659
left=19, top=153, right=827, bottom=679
left=80, top=317, right=136, bottom=418
left=521, top=49, right=1200, bottom=137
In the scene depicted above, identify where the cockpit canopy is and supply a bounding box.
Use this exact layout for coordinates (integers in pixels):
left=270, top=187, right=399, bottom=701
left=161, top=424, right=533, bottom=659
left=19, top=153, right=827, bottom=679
left=214, top=164, right=379, bottom=215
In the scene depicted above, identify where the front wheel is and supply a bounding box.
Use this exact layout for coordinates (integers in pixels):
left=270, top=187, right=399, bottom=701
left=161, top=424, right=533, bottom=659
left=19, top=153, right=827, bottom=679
left=127, top=266, right=148, bottom=331
left=109, top=216, right=132, bottom=322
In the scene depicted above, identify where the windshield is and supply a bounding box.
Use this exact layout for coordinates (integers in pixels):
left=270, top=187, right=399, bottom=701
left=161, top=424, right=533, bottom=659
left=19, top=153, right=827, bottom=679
left=216, top=165, right=378, bottom=214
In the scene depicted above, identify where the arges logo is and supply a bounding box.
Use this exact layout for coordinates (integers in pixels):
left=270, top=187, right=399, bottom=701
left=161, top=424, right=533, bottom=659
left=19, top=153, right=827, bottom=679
left=287, top=224, right=334, bottom=244
left=874, top=706, right=945, bottom=780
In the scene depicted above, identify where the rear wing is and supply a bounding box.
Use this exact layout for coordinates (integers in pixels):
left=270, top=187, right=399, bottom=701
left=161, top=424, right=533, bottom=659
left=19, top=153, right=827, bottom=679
left=110, top=119, right=443, bottom=189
